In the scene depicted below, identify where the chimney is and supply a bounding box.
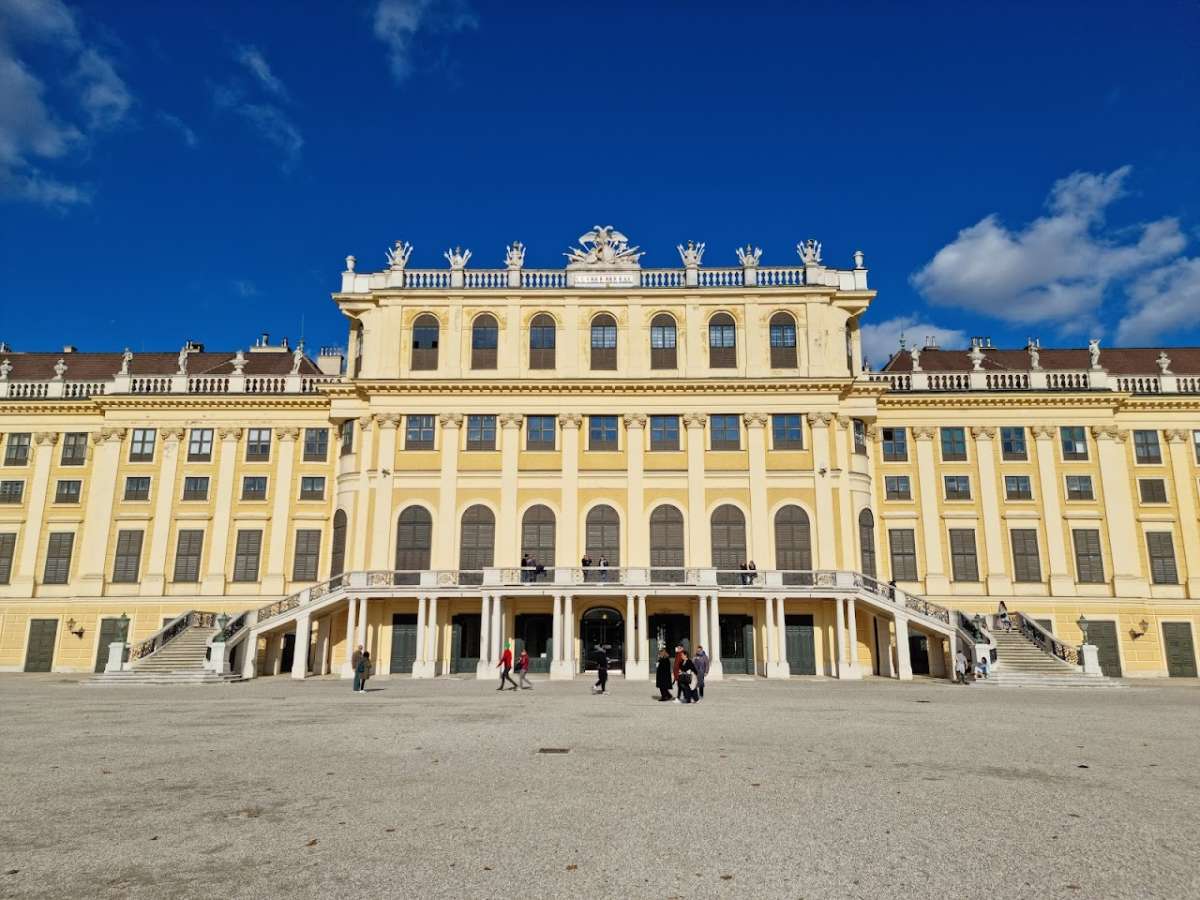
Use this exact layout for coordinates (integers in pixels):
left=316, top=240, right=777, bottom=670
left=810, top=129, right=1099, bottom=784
left=317, top=347, right=345, bottom=376
left=62, top=345, right=78, bottom=353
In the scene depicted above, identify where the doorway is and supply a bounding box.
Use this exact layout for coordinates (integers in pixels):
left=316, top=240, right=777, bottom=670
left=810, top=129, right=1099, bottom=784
left=24, top=619, right=58, bottom=672
left=908, top=634, right=930, bottom=675
left=785, top=614, right=816, bottom=675
left=94, top=617, right=130, bottom=673
left=450, top=613, right=481, bottom=674
left=646, top=613, right=691, bottom=665
left=719, top=614, right=755, bottom=674
left=580, top=606, right=623, bottom=672
left=280, top=633, right=296, bottom=674
left=1163, top=622, right=1197, bottom=678
left=390, top=613, right=418, bottom=673
left=1087, top=620, right=1122, bottom=677
left=514, top=613, right=553, bottom=673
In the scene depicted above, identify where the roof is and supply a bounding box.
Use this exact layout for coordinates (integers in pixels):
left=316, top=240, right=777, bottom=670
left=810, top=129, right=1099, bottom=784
left=0, top=351, right=320, bottom=381
left=882, top=346, right=1200, bottom=375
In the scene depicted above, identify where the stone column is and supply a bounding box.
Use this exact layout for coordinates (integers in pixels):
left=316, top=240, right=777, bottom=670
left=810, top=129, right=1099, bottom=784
left=349, top=417, right=375, bottom=572
left=844, top=598, right=862, bottom=679
left=141, top=427, right=185, bottom=595
left=833, top=595, right=847, bottom=678
left=558, top=415, right=582, bottom=568
left=834, top=417, right=856, bottom=570
left=762, top=594, right=775, bottom=677
left=625, top=593, right=644, bottom=679
left=894, top=614, right=913, bottom=680
left=1166, top=430, right=1200, bottom=595
left=425, top=595, right=439, bottom=676
left=697, top=592, right=709, bottom=659
left=12, top=431, right=59, bottom=592
left=684, top=413, right=708, bottom=566
left=414, top=593, right=427, bottom=670
left=550, top=594, right=567, bottom=678
left=435, top=414, right=462, bottom=569
left=342, top=598, right=358, bottom=677
left=911, top=426, right=949, bottom=593
left=498, top=414, right=521, bottom=566
left=773, top=595, right=790, bottom=677
left=368, top=415, right=401, bottom=570
left=809, top=413, right=836, bottom=568
left=291, top=613, right=311, bottom=679
left=263, top=427, right=300, bottom=594
left=972, top=426, right=1012, bottom=594
left=203, top=427, right=241, bottom=593
left=708, top=593, right=723, bottom=680
left=745, top=413, right=771, bottom=566
left=315, top=616, right=331, bottom=675
left=637, top=594, right=648, bottom=668
left=564, top=593, right=575, bottom=674
left=1029, top=425, right=1073, bottom=593
left=624, top=415, right=647, bottom=566
left=355, top=595, right=369, bottom=654
left=476, top=593, right=492, bottom=678
left=73, top=430, right=120, bottom=595
left=492, top=594, right=504, bottom=662
left=1092, top=426, right=1148, bottom=595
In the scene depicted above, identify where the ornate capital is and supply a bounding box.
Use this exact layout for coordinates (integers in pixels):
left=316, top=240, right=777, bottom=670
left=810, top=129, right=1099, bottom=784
left=33, top=431, right=59, bottom=446
left=1030, top=424, right=1056, bottom=440
left=558, top=413, right=583, bottom=429
left=970, top=425, right=996, bottom=440
left=1091, top=425, right=1128, bottom=443
left=911, top=425, right=936, bottom=440
left=623, top=413, right=647, bottom=428
left=682, top=412, right=707, bottom=430
left=835, top=414, right=851, bottom=429
left=743, top=412, right=769, bottom=429
left=218, top=426, right=242, bottom=442
left=438, top=413, right=463, bottom=428
left=159, top=427, right=186, bottom=443
left=499, top=413, right=523, bottom=429
left=96, top=427, right=127, bottom=444
left=372, top=414, right=402, bottom=430
left=1164, top=428, right=1190, bottom=444
left=357, top=416, right=373, bottom=432
left=274, top=426, right=301, bottom=441
left=807, top=412, right=833, bottom=428
left=865, top=424, right=878, bottom=441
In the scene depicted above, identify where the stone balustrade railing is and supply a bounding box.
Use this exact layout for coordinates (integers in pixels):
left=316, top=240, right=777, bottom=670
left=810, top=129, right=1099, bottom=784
left=1012, top=612, right=1080, bottom=666
left=867, top=368, right=1200, bottom=396
left=130, top=610, right=219, bottom=662
left=0, top=372, right=341, bottom=400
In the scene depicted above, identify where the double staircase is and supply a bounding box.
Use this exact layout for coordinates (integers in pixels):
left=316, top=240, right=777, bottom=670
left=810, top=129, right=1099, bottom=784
left=981, top=627, right=1124, bottom=689
left=87, top=619, right=243, bottom=687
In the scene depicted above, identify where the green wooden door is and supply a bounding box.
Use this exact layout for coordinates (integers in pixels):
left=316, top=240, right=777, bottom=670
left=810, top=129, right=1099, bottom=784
left=785, top=614, right=816, bottom=675
left=450, top=614, right=480, bottom=674
left=94, top=618, right=129, bottom=672
left=719, top=614, right=753, bottom=674
left=1088, top=620, right=1122, bottom=677
left=1163, top=622, right=1197, bottom=678
left=390, top=613, right=418, bottom=674
left=24, top=619, right=58, bottom=672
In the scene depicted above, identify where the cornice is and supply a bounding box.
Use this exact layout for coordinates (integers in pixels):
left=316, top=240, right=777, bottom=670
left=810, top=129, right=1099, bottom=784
left=92, top=396, right=331, bottom=411
left=0, top=402, right=101, bottom=416
left=343, top=379, right=855, bottom=397
left=877, top=393, right=1124, bottom=411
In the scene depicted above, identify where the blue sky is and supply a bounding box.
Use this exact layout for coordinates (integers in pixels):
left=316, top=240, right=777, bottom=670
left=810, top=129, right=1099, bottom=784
left=1, top=0, right=1197, bottom=365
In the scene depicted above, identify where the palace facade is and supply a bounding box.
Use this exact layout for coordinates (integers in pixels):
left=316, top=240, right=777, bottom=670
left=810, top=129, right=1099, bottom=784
left=1, top=228, right=1197, bottom=681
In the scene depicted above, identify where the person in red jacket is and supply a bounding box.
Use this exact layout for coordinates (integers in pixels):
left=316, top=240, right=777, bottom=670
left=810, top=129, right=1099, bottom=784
left=497, top=641, right=518, bottom=691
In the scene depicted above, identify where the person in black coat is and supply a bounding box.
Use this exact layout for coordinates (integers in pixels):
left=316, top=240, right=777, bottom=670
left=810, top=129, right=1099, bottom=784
left=654, top=647, right=673, bottom=701
left=592, top=645, right=608, bottom=694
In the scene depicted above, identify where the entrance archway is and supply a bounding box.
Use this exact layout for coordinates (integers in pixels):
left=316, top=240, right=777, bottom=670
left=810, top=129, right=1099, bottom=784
left=579, top=606, right=624, bottom=672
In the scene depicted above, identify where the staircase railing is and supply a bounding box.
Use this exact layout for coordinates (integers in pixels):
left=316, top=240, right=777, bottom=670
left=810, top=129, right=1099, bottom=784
left=130, top=610, right=219, bottom=662
left=1013, top=612, right=1080, bottom=666
left=957, top=611, right=996, bottom=665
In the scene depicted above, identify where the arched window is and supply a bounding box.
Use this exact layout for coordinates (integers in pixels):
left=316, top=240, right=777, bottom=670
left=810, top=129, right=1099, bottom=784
left=394, top=506, right=433, bottom=585
left=529, top=313, right=556, bottom=370
left=649, top=505, right=685, bottom=583
left=584, top=505, right=620, bottom=578
left=859, top=508, right=877, bottom=579
left=471, top=314, right=499, bottom=370
left=590, top=314, right=617, bottom=371
left=708, top=313, right=736, bottom=369
left=650, top=313, right=677, bottom=370
left=459, top=505, right=495, bottom=585
left=411, top=314, right=439, bottom=371
left=330, top=509, right=347, bottom=577
left=711, top=504, right=747, bottom=584
left=520, top=505, right=556, bottom=581
left=769, top=312, right=798, bottom=368
left=775, top=505, right=813, bottom=585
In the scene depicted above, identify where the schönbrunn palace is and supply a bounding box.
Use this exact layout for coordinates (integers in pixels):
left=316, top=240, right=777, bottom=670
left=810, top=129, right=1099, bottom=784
left=1, top=226, right=1198, bottom=683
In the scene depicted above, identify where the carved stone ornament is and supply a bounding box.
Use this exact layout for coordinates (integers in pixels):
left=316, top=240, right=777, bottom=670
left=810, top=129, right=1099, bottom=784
left=159, top=427, right=186, bottom=442
left=807, top=412, right=834, bottom=427
left=558, top=413, right=583, bottom=429
left=970, top=426, right=997, bottom=439
left=504, top=242, right=525, bottom=269
left=736, top=245, right=762, bottom=267
left=1088, top=338, right=1101, bottom=369
left=564, top=226, right=644, bottom=268
left=53, top=358, right=67, bottom=380
left=386, top=241, right=413, bottom=271
left=438, top=412, right=464, bottom=428
left=372, top=414, right=402, bottom=430
left=797, top=239, right=822, bottom=266
left=910, top=346, right=922, bottom=372
left=97, top=427, right=127, bottom=444
left=0, top=359, right=11, bottom=380
left=33, top=431, right=59, bottom=446
left=677, top=240, right=705, bottom=267
left=1030, top=424, right=1056, bottom=440
left=345, top=255, right=356, bottom=273
left=865, top=424, right=879, bottom=441
left=1165, top=428, right=1190, bottom=443
left=357, top=416, right=374, bottom=432
left=1157, top=351, right=1172, bottom=375
left=623, top=413, right=647, bottom=428
left=499, top=413, right=523, bottom=429
left=968, top=346, right=985, bottom=372
left=274, top=426, right=302, bottom=441
left=218, top=426, right=243, bottom=441
left=444, top=247, right=472, bottom=269
left=682, top=412, right=707, bottom=429
left=1090, top=425, right=1127, bottom=443
left=910, top=425, right=936, bottom=440
left=835, top=414, right=852, bottom=429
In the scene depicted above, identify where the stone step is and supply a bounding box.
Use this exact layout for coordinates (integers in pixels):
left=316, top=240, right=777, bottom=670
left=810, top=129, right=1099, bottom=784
left=85, top=672, right=241, bottom=686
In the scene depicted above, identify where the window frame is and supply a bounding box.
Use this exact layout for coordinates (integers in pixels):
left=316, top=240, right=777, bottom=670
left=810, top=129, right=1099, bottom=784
left=881, top=427, right=907, bottom=462
left=1065, top=474, right=1095, bottom=501
left=111, top=529, right=144, bottom=584
left=188, top=428, right=214, bottom=462
left=649, top=415, right=680, bottom=452
left=1060, top=426, right=1088, bottom=461
left=1133, top=430, right=1162, bottom=465
left=1138, top=478, right=1168, bottom=504
left=129, top=428, right=156, bottom=463
left=3, top=433, right=31, bottom=466
left=172, top=529, right=204, bottom=583
left=232, top=529, right=263, bottom=583
left=590, top=314, right=618, bottom=371
left=525, top=415, right=556, bottom=451
left=707, top=313, right=737, bottom=369
left=0, top=480, right=24, bottom=504
left=1003, top=475, right=1033, bottom=501
left=292, top=529, right=322, bottom=582
left=241, top=476, right=268, bottom=501
left=1072, top=528, right=1105, bottom=584
left=949, top=528, right=980, bottom=582
left=588, top=415, right=619, bottom=452
left=466, top=415, right=497, bottom=451
left=940, top=427, right=967, bottom=462
left=884, top=475, right=911, bottom=500
left=470, top=314, right=499, bottom=370
left=43, top=531, right=74, bottom=584
left=405, top=415, right=435, bottom=451
left=53, top=479, right=82, bottom=504
left=709, top=414, right=741, bottom=451
left=1010, top=528, right=1042, bottom=583
left=1147, top=531, right=1178, bottom=584
left=245, top=428, right=272, bottom=463
left=888, top=528, right=918, bottom=582
left=529, top=314, right=557, bottom=370
left=123, top=476, right=151, bottom=502
left=0, top=532, right=15, bottom=584
left=943, top=474, right=972, bottom=501
left=1000, top=427, right=1027, bottom=461
left=410, top=314, right=440, bottom=371
left=303, top=428, right=329, bottom=462
left=60, top=432, right=88, bottom=466
left=649, top=314, right=678, bottom=370
left=299, top=476, right=326, bottom=501
left=771, top=414, right=804, bottom=451
left=182, top=476, right=209, bottom=502
left=768, top=313, right=798, bottom=369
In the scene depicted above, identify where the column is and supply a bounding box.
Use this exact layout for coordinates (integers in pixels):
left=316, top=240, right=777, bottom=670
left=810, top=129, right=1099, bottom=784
left=315, top=616, right=331, bottom=675
left=368, top=415, right=401, bottom=570
left=491, top=594, right=504, bottom=661
left=912, top=426, right=949, bottom=593
left=203, top=427, right=241, bottom=593
left=12, top=432, right=59, bottom=592
left=74, top=430, right=120, bottom=594
left=1030, top=425, right=1072, bottom=594
left=414, top=593, right=427, bottom=670
left=625, top=593, right=643, bottom=679
left=833, top=595, right=846, bottom=678
left=498, top=414, right=521, bottom=566
left=637, top=594, right=648, bottom=670
left=342, top=598, right=357, bottom=677
left=1092, top=426, right=1148, bottom=595
left=844, top=598, right=862, bottom=679
left=745, top=414, right=770, bottom=565
left=894, top=613, right=913, bottom=680
left=624, top=415, right=647, bottom=566
left=141, top=427, right=185, bottom=595
left=773, top=595, right=790, bottom=677
left=425, top=595, right=439, bottom=676
left=684, top=414, right=708, bottom=566
left=762, top=594, right=775, bottom=677
left=559, top=415, right=581, bottom=567
left=476, top=593, right=492, bottom=678
left=697, top=592, right=709, bottom=658
left=550, top=594, right=567, bottom=678
left=355, top=595, right=368, bottom=653
left=708, top=593, right=723, bottom=680
left=564, top=594, right=575, bottom=674
left=834, top=417, right=856, bottom=570
left=1166, top=430, right=1200, bottom=595
left=972, top=426, right=1012, bottom=594
left=349, top=417, right=375, bottom=571
left=263, top=427, right=299, bottom=594
left=291, top=613, right=311, bottom=679
left=435, top=414, right=462, bottom=569
left=809, top=413, right=836, bottom=568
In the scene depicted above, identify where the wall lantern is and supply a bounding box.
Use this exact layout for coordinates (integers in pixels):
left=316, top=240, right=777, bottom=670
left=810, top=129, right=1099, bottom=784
left=66, top=618, right=84, bottom=638
left=1130, top=619, right=1150, bottom=640
left=1076, top=615, right=1089, bottom=644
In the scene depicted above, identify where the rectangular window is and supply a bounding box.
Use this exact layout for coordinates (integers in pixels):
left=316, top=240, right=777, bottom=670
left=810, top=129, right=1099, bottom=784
left=3, top=433, right=31, bottom=466
left=405, top=415, right=435, bottom=450
left=292, top=529, right=322, bottom=582
left=340, top=420, right=354, bottom=456
left=771, top=415, right=804, bottom=450
left=182, top=476, right=209, bottom=501
left=881, top=427, right=907, bottom=462
left=1000, top=427, right=1027, bottom=461
left=888, top=529, right=918, bottom=582
left=949, top=529, right=979, bottom=582
left=852, top=419, right=867, bottom=455
left=1072, top=529, right=1105, bottom=584
left=940, top=427, right=967, bottom=461
left=1004, top=475, right=1033, bottom=500
left=0, top=533, right=15, bottom=584
left=111, top=529, right=144, bottom=583
left=1147, top=532, right=1178, bottom=584
left=0, top=481, right=23, bottom=504
left=884, top=475, right=911, bottom=500
left=60, top=432, right=88, bottom=466
left=1133, top=430, right=1162, bottom=464
left=241, top=476, right=267, bottom=501
left=588, top=416, right=618, bottom=451
left=710, top=414, right=741, bottom=451
left=303, top=428, right=329, bottom=462
left=1065, top=475, right=1094, bottom=501
left=1060, top=426, right=1088, bottom=461
left=54, top=480, right=81, bottom=504
left=526, top=416, right=556, bottom=451
left=245, top=428, right=271, bottom=462
left=1194, top=430, right=1200, bottom=465
left=188, top=428, right=213, bottom=462
left=123, top=476, right=151, bottom=502
left=944, top=475, right=972, bottom=500
left=129, top=428, right=156, bottom=462
left=300, top=476, right=325, bottom=501
left=232, top=529, right=263, bottom=582
left=466, top=415, right=496, bottom=451
left=43, top=532, right=74, bottom=584
left=649, top=416, right=680, bottom=452
left=1011, top=529, right=1042, bottom=582
left=1139, top=478, right=1168, bottom=504
left=172, top=529, right=204, bottom=583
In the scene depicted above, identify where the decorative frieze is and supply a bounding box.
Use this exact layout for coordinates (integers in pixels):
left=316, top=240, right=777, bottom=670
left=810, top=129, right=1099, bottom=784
left=1091, top=425, right=1128, bottom=443
left=438, top=413, right=464, bottom=428
left=743, top=412, right=769, bottom=428
left=970, top=426, right=996, bottom=439
left=623, top=413, right=647, bottom=428
left=274, top=426, right=302, bottom=441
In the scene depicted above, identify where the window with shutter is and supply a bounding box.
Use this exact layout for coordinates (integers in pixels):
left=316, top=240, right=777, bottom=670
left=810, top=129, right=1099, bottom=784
left=173, top=530, right=204, bottom=583
left=590, top=314, right=617, bottom=370
left=112, top=530, right=144, bottom=583
left=43, top=532, right=74, bottom=584
left=233, top=530, right=263, bottom=582
left=330, top=510, right=347, bottom=577
left=1147, top=532, right=1178, bottom=584
left=585, top=505, right=621, bottom=567
left=123, top=476, right=150, bottom=501
left=649, top=505, right=685, bottom=582
left=411, top=314, right=440, bottom=370
left=0, top=533, right=15, bottom=584
left=858, top=509, right=876, bottom=578
left=292, top=529, right=322, bottom=582
left=520, top=505, right=555, bottom=575
left=182, top=476, right=209, bottom=501
left=529, top=314, right=556, bottom=370
left=458, top=505, right=495, bottom=585
left=949, top=529, right=979, bottom=582
left=711, top=504, right=746, bottom=584
left=1011, top=529, right=1041, bottom=582
left=471, top=314, right=499, bottom=370
left=1138, top=479, right=1168, bottom=504
left=708, top=314, right=736, bottom=369
left=1072, top=529, right=1104, bottom=584
left=888, top=529, right=918, bottom=581
left=775, top=505, right=813, bottom=581
left=649, top=314, right=677, bottom=370
left=300, top=476, right=325, bottom=501
left=768, top=312, right=798, bottom=368
left=394, top=506, right=433, bottom=582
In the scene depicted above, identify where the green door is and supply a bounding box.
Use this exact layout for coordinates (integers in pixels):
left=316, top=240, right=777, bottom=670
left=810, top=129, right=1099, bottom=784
left=719, top=614, right=754, bottom=674
left=785, top=614, right=816, bottom=675
left=514, top=613, right=553, bottom=673
left=390, top=613, right=418, bottom=673
left=450, top=614, right=480, bottom=674
left=24, top=619, right=58, bottom=672
left=1163, top=622, right=1197, bottom=678
left=94, top=618, right=130, bottom=672
left=1087, top=620, right=1122, bottom=677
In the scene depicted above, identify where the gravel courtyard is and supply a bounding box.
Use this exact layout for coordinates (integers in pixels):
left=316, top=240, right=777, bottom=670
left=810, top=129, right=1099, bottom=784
left=1, top=675, right=1197, bottom=900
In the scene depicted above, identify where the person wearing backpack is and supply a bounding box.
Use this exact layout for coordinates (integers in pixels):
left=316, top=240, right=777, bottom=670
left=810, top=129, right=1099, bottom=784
left=353, top=650, right=371, bottom=694
left=516, top=647, right=533, bottom=689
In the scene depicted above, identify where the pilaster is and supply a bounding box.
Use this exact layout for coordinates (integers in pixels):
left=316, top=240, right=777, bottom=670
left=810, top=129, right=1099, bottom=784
left=559, top=415, right=581, bottom=567
left=202, top=426, right=242, bottom=594
left=1029, top=425, right=1073, bottom=594
left=894, top=613, right=913, bottom=680
left=368, top=414, right=401, bottom=570
left=684, top=413, right=708, bottom=566
left=435, top=413, right=462, bottom=569
left=911, top=426, right=949, bottom=592
left=263, top=427, right=300, bottom=594
left=972, top=426, right=1012, bottom=594
left=744, top=413, right=770, bottom=566
left=624, top=414, right=647, bottom=566
left=141, top=427, right=185, bottom=595
left=707, top=593, right=723, bottom=680
left=1092, top=426, right=1148, bottom=595
left=349, top=417, right=375, bottom=572
left=291, top=613, right=311, bottom=679
left=769, top=595, right=791, bottom=678
left=11, top=431, right=59, bottom=592
left=498, top=414, right=521, bottom=566
left=1166, top=430, right=1200, bottom=595
left=809, top=413, right=836, bottom=569
left=834, top=415, right=856, bottom=570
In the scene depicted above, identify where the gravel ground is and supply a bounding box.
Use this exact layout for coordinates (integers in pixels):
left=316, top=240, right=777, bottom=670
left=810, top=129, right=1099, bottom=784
left=1, top=674, right=1198, bottom=900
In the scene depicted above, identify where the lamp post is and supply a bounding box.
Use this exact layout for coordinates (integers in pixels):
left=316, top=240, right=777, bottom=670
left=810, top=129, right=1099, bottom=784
left=1076, top=614, right=1089, bottom=644
left=973, top=613, right=985, bottom=636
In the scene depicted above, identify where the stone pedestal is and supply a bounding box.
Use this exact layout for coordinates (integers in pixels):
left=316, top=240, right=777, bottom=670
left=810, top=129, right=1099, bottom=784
left=104, top=642, right=128, bottom=673
left=411, top=660, right=436, bottom=679
left=1079, top=643, right=1103, bottom=676
left=766, top=661, right=792, bottom=679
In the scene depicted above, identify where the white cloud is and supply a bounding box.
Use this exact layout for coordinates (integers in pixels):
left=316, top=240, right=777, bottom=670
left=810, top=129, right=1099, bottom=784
left=1116, top=257, right=1200, bottom=345
left=912, top=166, right=1186, bottom=329
left=157, top=111, right=197, bottom=148
left=212, top=45, right=302, bottom=170
left=860, top=315, right=968, bottom=368
left=372, top=0, right=478, bottom=82
left=234, top=44, right=288, bottom=100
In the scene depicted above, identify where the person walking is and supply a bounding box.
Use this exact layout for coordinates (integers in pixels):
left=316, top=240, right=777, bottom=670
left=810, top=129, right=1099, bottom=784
left=516, top=647, right=533, bottom=689
left=672, top=645, right=685, bottom=702
left=654, top=647, right=673, bottom=701
left=497, top=641, right=518, bottom=691
left=592, top=644, right=609, bottom=694
left=353, top=650, right=371, bottom=693
left=954, top=648, right=970, bottom=685
left=678, top=650, right=698, bottom=704
left=997, top=600, right=1012, bottom=633
left=692, top=644, right=710, bottom=701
